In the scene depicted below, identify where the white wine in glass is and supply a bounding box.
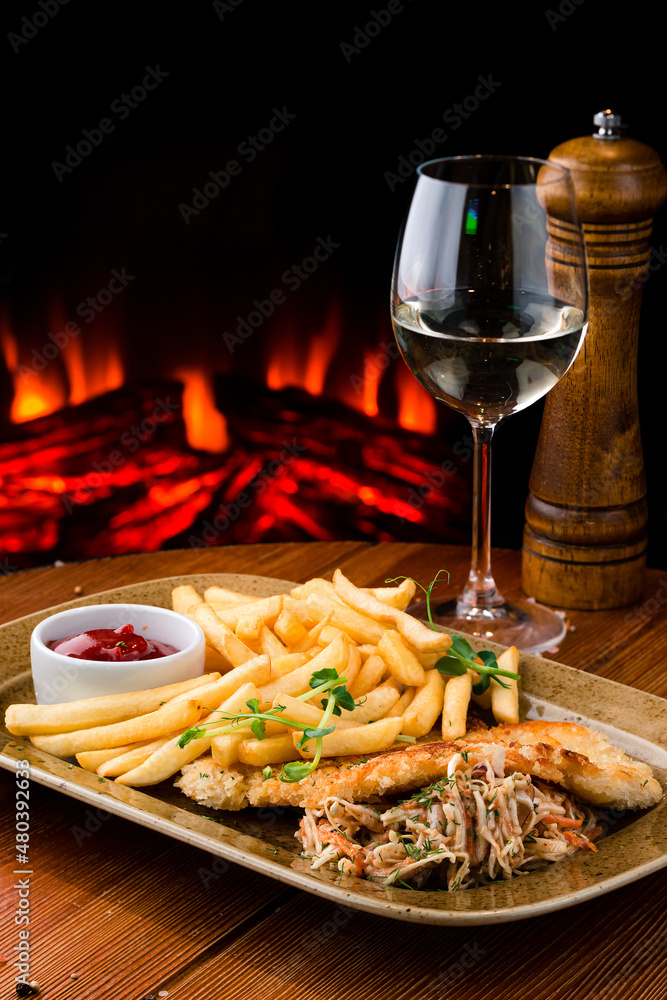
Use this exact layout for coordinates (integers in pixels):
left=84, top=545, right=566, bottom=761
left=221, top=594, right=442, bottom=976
left=391, top=155, right=589, bottom=653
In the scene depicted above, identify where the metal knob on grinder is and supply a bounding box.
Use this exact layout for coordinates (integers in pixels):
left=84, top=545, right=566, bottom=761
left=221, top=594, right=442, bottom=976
left=521, top=110, right=667, bottom=609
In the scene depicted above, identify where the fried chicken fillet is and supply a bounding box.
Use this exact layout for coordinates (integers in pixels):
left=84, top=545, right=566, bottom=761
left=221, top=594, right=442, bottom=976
left=175, top=719, right=663, bottom=813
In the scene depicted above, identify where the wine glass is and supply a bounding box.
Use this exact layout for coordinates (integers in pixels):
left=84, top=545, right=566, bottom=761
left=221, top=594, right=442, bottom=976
left=391, top=155, right=588, bottom=653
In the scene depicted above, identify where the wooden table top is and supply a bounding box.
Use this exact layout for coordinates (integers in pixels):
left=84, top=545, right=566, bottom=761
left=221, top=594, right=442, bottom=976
left=1, top=541, right=666, bottom=1000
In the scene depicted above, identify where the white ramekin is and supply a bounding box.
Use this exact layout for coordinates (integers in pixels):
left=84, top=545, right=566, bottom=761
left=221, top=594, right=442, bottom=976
left=30, top=603, right=206, bottom=704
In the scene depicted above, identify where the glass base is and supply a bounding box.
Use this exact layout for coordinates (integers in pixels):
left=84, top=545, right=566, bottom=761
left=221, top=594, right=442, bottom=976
left=409, top=596, right=567, bottom=655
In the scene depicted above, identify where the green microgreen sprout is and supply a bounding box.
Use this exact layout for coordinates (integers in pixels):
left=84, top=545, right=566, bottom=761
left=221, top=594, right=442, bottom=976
left=387, top=570, right=521, bottom=695
left=385, top=569, right=449, bottom=630
left=435, top=634, right=519, bottom=694
left=177, top=668, right=363, bottom=784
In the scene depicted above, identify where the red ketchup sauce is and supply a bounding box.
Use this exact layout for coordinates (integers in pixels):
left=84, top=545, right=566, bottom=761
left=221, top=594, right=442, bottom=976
left=48, top=623, right=179, bottom=661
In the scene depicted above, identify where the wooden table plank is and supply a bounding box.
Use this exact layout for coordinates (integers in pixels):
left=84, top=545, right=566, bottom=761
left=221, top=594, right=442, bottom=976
left=0, top=541, right=370, bottom=625
left=1, top=542, right=666, bottom=1000
left=155, top=877, right=667, bottom=1000
left=0, top=780, right=295, bottom=1000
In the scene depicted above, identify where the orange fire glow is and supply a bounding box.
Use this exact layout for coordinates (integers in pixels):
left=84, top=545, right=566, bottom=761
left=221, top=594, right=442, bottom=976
left=266, top=303, right=342, bottom=397
left=0, top=311, right=68, bottom=422
left=1, top=303, right=126, bottom=421
left=175, top=369, right=229, bottom=453
left=303, top=301, right=342, bottom=396
left=395, top=361, right=438, bottom=434
left=63, top=325, right=124, bottom=405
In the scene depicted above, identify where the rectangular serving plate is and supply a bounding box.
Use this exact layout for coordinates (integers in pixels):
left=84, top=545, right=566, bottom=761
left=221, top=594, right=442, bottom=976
left=2, top=572, right=667, bottom=926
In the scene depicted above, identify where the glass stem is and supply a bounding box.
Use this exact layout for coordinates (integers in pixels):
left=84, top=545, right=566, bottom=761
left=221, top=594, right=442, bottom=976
left=459, top=422, right=504, bottom=611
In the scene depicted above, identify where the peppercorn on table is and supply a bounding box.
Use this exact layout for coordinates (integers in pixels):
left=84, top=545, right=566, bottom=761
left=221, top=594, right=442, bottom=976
left=1, top=542, right=666, bottom=1000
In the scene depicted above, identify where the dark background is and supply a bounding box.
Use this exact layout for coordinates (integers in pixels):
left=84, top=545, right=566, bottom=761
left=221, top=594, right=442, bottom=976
left=1, top=0, right=665, bottom=567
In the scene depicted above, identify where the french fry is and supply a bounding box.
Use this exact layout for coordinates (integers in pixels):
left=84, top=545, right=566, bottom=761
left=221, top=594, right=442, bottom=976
left=333, top=569, right=452, bottom=653
left=357, top=644, right=378, bottom=661
left=201, top=602, right=249, bottom=625
left=349, top=649, right=382, bottom=698
left=292, top=612, right=334, bottom=651
left=337, top=683, right=399, bottom=725
left=97, top=735, right=177, bottom=777
left=273, top=609, right=309, bottom=648
left=490, top=646, right=520, bottom=724
left=171, top=584, right=203, bottom=615
left=211, top=731, right=248, bottom=768
left=383, top=674, right=402, bottom=693
left=343, top=638, right=361, bottom=689
left=238, top=733, right=299, bottom=766
left=289, top=578, right=337, bottom=600
left=259, top=625, right=288, bottom=659
left=191, top=603, right=257, bottom=667
left=442, top=673, right=472, bottom=740
left=76, top=742, right=158, bottom=772
left=412, top=650, right=442, bottom=670
left=269, top=652, right=310, bottom=676
left=117, top=683, right=259, bottom=785
left=281, top=597, right=320, bottom=626
left=401, top=669, right=446, bottom=738
left=377, top=630, right=426, bottom=687
left=5, top=674, right=218, bottom=736
left=365, top=578, right=416, bottom=611
left=203, top=586, right=261, bottom=608
left=168, top=658, right=270, bottom=711
left=295, top=716, right=404, bottom=758
left=204, top=645, right=230, bottom=673
left=383, top=686, right=415, bottom=718
left=317, top=625, right=347, bottom=646
left=30, top=698, right=203, bottom=757
left=470, top=658, right=492, bottom=710
left=235, top=596, right=284, bottom=645
left=306, top=592, right=385, bottom=644
left=257, top=633, right=348, bottom=702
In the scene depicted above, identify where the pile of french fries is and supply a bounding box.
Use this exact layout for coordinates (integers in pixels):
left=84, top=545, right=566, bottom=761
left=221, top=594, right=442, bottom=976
left=5, top=569, right=520, bottom=788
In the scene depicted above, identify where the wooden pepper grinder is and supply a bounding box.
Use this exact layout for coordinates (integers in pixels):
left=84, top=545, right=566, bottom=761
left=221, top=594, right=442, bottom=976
left=522, top=110, right=667, bottom=610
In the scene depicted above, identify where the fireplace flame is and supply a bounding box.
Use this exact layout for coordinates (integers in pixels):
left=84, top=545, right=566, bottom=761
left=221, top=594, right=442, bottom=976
left=1, top=304, right=126, bottom=421
left=263, top=306, right=438, bottom=435
left=267, top=303, right=342, bottom=397
left=63, top=325, right=124, bottom=405
left=395, top=362, right=438, bottom=434
left=0, top=312, right=68, bottom=422
left=175, top=369, right=229, bottom=453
